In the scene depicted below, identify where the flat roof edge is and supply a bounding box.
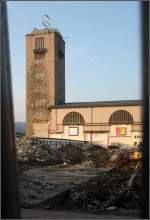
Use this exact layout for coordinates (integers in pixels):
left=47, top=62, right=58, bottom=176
left=47, top=100, right=143, bottom=109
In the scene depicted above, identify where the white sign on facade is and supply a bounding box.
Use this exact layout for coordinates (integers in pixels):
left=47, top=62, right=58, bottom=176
left=69, top=127, right=78, bottom=136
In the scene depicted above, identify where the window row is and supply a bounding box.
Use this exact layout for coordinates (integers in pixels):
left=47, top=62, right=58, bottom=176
left=34, top=98, right=47, bottom=104
left=34, top=85, right=46, bottom=92
left=34, top=71, right=46, bottom=78
left=134, top=142, right=142, bottom=146
left=134, top=135, right=143, bottom=139
left=34, top=111, right=45, bottom=117
left=62, top=110, right=134, bottom=126
left=34, top=59, right=43, bottom=64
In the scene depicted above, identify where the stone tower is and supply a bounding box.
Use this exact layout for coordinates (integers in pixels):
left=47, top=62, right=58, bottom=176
left=26, top=28, right=65, bottom=136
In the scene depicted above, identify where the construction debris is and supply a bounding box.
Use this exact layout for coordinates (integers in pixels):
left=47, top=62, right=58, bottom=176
left=16, top=137, right=61, bottom=164
left=16, top=137, right=85, bottom=168
left=63, top=168, right=141, bottom=211
left=18, top=175, right=70, bottom=209
left=16, top=136, right=142, bottom=216
left=16, top=137, right=142, bottom=169
left=58, top=144, right=85, bottom=164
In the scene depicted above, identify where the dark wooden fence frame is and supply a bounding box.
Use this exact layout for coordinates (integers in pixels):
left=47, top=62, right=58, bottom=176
left=1, top=1, right=149, bottom=219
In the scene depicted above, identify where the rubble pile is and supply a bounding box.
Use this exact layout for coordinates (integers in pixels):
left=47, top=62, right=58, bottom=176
left=58, top=144, right=85, bottom=165
left=16, top=137, right=87, bottom=170
left=16, top=137, right=62, bottom=165
left=85, top=147, right=132, bottom=169
left=16, top=136, right=142, bottom=215
left=16, top=137, right=142, bottom=171
left=86, top=148, right=111, bottom=167
left=63, top=168, right=141, bottom=211
left=18, top=175, right=57, bottom=208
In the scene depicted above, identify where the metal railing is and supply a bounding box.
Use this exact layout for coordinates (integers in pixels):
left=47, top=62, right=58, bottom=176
left=38, top=137, right=88, bottom=149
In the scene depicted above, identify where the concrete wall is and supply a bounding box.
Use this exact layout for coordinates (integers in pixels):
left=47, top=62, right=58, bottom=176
left=131, top=131, right=143, bottom=146
left=108, top=124, right=132, bottom=145
left=87, top=133, right=108, bottom=145
left=62, top=125, right=85, bottom=141
left=49, top=105, right=142, bottom=127
left=33, top=122, right=48, bottom=137
left=47, top=104, right=142, bottom=146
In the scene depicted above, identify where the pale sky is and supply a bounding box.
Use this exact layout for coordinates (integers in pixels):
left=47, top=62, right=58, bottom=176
left=7, top=1, right=142, bottom=122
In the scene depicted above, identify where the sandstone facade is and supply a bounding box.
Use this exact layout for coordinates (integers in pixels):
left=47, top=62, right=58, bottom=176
left=26, top=28, right=142, bottom=146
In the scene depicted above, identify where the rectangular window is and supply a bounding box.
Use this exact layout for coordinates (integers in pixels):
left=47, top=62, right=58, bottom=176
left=35, top=38, right=44, bottom=50
left=69, top=127, right=78, bottom=136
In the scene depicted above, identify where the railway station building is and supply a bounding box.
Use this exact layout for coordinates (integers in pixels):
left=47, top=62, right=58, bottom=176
left=26, top=28, right=143, bottom=147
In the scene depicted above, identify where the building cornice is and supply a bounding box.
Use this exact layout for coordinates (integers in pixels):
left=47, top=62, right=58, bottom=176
left=48, top=100, right=143, bottom=109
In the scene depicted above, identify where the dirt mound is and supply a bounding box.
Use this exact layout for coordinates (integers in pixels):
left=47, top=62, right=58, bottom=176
left=85, top=147, right=141, bottom=169
left=63, top=168, right=141, bottom=210
left=16, top=136, right=142, bottom=172
left=58, top=144, right=86, bottom=165
left=16, top=137, right=62, bottom=168
left=16, top=137, right=87, bottom=172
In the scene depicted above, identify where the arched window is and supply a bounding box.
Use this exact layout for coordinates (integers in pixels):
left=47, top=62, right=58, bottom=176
left=109, top=110, right=133, bottom=124
left=63, top=112, right=85, bottom=125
